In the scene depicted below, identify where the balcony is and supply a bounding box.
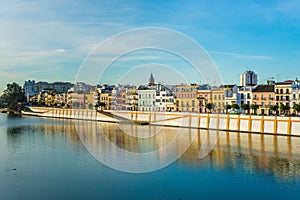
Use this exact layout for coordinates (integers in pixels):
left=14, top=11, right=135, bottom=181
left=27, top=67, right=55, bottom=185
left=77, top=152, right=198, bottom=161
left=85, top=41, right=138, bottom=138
left=261, top=97, right=266, bottom=100
left=253, top=97, right=259, bottom=100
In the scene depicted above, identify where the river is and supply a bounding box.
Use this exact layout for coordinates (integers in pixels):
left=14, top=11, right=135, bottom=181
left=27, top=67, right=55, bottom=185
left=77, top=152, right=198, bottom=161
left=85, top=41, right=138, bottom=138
left=1, top=114, right=300, bottom=200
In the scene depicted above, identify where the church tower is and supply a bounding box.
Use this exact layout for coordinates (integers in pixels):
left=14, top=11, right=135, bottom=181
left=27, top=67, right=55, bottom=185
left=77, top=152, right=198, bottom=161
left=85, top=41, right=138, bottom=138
left=148, top=73, right=155, bottom=86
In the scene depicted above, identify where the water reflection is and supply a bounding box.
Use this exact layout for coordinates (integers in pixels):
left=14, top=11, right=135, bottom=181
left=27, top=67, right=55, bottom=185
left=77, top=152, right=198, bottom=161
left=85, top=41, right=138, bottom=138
left=70, top=120, right=300, bottom=178
left=4, top=116, right=300, bottom=180
left=181, top=131, right=300, bottom=181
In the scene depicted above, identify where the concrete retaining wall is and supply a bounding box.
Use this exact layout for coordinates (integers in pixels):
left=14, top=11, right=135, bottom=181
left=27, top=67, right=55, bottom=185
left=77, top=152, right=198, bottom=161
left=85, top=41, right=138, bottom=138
left=22, top=107, right=300, bottom=136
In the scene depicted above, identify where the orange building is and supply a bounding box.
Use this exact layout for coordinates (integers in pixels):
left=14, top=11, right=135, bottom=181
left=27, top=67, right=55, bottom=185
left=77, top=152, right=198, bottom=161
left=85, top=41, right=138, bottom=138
left=252, top=84, right=275, bottom=115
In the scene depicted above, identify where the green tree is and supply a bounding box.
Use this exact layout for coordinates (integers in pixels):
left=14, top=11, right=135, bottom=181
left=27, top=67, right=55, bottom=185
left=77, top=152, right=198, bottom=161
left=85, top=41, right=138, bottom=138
left=231, top=103, right=240, bottom=110
left=293, top=104, right=300, bottom=115
left=250, top=104, right=259, bottom=115
left=269, top=105, right=279, bottom=115
left=241, top=104, right=250, bottom=114
left=280, top=104, right=290, bottom=115
left=205, top=103, right=214, bottom=113
left=2, top=82, right=26, bottom=112
left=225, top=104, right=231, bottom=114
left=96, top=102, right=106, bottom=110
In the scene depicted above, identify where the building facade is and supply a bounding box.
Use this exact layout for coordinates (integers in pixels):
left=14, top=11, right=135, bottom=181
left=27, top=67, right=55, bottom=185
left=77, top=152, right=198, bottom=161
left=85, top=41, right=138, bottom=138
left=138, top=89, right=156, bottom=112
left=252, top=85, right=275, bottom=115
left=197, top=85, right=212, bottom=113
left=240, top=70, right=258, bottom=87
left=275, top=80, right=293, bottom=108
left=174, top=84, right=198, bottom=112
left=290, top=79, right=300, bottom=110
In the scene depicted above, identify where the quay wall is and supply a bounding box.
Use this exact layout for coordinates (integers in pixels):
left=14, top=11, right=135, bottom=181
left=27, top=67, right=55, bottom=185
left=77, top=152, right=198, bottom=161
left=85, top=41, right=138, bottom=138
left=22, top=107, right=300, bottom=136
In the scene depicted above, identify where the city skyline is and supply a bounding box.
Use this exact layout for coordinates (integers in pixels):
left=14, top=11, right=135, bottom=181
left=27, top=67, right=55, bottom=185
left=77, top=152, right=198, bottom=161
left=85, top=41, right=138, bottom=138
left=1, top=0, right=300, bottom=92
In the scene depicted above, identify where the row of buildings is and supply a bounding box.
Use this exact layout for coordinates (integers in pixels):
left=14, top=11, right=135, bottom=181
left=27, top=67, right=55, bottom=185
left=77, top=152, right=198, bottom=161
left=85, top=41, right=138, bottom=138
left=23, top=71, right=300, bottom=115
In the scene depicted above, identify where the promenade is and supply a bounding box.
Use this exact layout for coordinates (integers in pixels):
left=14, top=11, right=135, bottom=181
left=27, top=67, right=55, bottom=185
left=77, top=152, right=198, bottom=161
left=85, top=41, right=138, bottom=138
left=22, top=107, right=300, bottom=136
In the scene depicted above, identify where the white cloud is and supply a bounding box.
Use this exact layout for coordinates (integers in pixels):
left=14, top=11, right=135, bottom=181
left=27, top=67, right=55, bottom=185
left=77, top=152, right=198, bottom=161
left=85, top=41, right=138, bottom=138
left=209, top=51, right=272, bottom=60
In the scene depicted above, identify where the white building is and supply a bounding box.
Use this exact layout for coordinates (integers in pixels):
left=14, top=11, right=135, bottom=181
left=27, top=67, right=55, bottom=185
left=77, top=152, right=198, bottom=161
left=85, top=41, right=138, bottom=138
left=138, top=89, right=156, bottom=111
left=237, top=86, right=253, bottom=106
left=290, top=79, right=300, bottom=108
left=224, top=85, right=239, bottom=106
left=155, top=84, right=175, bottom=112
left=240, top=70, right=258, bottom=87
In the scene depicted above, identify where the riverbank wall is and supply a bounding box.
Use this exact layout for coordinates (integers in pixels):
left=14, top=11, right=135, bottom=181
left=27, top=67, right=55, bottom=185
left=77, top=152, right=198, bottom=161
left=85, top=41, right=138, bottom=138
left=22, top=107, right=300, bottom=136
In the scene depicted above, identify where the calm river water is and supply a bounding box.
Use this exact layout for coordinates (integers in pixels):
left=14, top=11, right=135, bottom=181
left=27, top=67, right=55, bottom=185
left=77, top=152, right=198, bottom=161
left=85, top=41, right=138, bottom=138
left=1, top=114, right=300, bottom=200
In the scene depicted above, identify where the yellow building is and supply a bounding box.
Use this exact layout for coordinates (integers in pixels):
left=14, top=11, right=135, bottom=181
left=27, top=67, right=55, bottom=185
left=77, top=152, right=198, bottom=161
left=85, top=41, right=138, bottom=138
left=100, top=93, right=112, bottom=110
left=197, top=85, right=212, bottom=113
left=175, top=84, right=198, bottom=112
left=85, top=92, right=95, bottom=109
left=211, top=87, right=225, bottom=113
left=275, top=80, right=293, bottom=108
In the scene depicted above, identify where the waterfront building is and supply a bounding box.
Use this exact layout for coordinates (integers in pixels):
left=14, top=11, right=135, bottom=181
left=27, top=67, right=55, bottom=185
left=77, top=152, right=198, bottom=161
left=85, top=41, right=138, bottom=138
left=138, top=88, right=156, bottom=112
left=224, top=85, right=239, bottom=106
left=100, top=92, right=112, bottom=110
left=55, top=93, right=67, bottom=107
left=85, top=92, right=95, bottom=109
left=240, top=70, right=258, bottom=87
left=111, top=87, right=124, bottom=110
left=24, top=80, right=73, bottom=102
left=93, top=89, right=100, bottom=107
left=237, top=86, right=253, bottom=106
left=67, top=91, right=86, bottom=109
left=252, top=84, right=275, bottom=115
left=211, top=85, right=232, bottom=113
left=155, top=84, right=175, bottom=112
left=197, top=84, right=212, bottom=113
left=124, top=87, right=138, bottom=111
left=39, top=88, right=57, bottom=107
left=174, top=84, right=198, bottom=112
left=290, top=79, right=300, bottom=110
left=275, top=80, right=293, bottom=109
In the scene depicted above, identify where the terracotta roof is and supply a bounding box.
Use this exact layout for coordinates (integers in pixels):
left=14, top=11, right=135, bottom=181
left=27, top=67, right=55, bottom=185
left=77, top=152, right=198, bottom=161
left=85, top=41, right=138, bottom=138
left=276, top=80, right=294, bottom=85
left=252, top=85, right=274, bottom=92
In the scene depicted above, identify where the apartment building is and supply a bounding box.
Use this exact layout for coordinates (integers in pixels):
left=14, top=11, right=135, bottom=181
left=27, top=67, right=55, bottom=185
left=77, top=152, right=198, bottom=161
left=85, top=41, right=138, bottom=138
left=252, top=85, right=275, bottom=115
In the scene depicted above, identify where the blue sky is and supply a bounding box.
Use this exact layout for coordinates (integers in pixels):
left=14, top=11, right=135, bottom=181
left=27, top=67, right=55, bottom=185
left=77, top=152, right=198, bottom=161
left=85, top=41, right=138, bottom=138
left=1, top=0, right=300, bottom=92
